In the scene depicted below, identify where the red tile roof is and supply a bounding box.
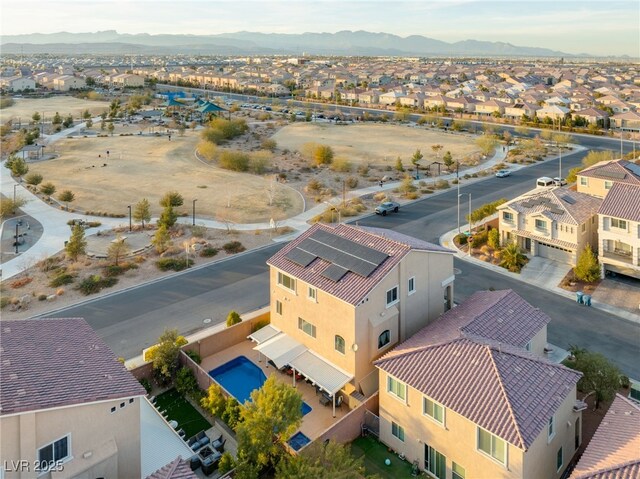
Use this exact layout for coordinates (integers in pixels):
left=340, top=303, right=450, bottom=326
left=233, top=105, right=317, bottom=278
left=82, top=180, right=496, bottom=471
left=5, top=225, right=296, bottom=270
left=384, top=290, right=550, bottom=357
left=570, top=395, right=640, bottom=479
left=267, top=223, right=452, bottom=305
left=146, top=457, right=197, bottom=479
left=0, top=318, right=146, bottom=415
left=375, top=338, right=581, bottom=449
left=598, top=183, right=640, bottom=222
left=579, top=159, right=640, bottom=186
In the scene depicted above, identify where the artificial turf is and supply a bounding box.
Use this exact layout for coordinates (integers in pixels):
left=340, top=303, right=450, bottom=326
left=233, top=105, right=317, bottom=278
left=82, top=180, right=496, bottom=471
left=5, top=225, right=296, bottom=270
left=154, top=388, right=211, bottom=439
left=350, top=435, right=417, bottom=479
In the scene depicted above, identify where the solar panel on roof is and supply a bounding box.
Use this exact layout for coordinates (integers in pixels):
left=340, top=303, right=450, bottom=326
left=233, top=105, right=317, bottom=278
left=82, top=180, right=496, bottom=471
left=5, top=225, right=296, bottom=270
left=299, top=239, right=378, bottom=277
left=322, top=264, right=349, bottom=282
left=560, top=195, right=576, bottom=204
left=598, top=170, right=626, bottom=180
left=310, top=230, right=388, bottom=265
left=285, top=247, right=317, bottom=267
left=625, top=163, right=640, bottom=177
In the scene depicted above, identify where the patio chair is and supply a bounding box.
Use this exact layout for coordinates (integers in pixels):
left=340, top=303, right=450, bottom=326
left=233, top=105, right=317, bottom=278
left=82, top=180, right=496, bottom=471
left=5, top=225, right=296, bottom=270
left=188, top=455, right=201, bottom=471
left=213, top=437, right=226, bottom=452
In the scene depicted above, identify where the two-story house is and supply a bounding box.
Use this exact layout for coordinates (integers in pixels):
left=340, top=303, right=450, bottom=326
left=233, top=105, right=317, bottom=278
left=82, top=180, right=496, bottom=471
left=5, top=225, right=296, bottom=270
left=498, top=187, right=601, bottom=264
left=0, top=318, right=146, bottom=479
left=597, top=183, right=640, bottom=279
left=375, top=290, right=582, bottom=479
left=576, top=159, right=640, bottom=198
left=257, top=223, right=454, bottom=411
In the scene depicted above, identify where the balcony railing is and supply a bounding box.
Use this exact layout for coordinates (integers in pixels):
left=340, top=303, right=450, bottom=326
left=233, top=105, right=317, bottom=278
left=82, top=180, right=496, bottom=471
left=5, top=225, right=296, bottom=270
left=602, top=249, right=634, bottom=265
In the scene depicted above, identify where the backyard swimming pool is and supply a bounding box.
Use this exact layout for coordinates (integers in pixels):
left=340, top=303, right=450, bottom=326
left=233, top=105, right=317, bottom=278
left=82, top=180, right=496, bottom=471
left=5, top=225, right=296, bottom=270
left=209, top=356, right=312, bottom=415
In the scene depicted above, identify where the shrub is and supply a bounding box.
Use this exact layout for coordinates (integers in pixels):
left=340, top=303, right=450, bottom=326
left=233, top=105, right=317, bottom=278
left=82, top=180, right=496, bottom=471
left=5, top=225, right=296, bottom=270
left=331, top=157, right=352, bottom=172
left=249, top=150, right=272, bottom=174
left=200, top=246, right=219, bottom=257
left=345, top=176, right=359, bottom=189
left=156, top=258, right=194, bottom=271
left=175, top=367, right=199, bottom=397
left=185, top=350, right=202, bottom=364
left=25, top=173, right=43, bottom=186
left=488, top=228, right=501, bottom=249
left=38, top=294, right=48, bottom=301
left=471, top=230, right=489, bottom=248
left=77, top=275, right=118, bottom=295
left=434, top=179, right=450, bottom=189
left=468, top=198, right=508, bottom=223
left=223, top=241, right=246, bottom=254
left=103, top=263, right=137, bottom=277
left=38, top=256, right=62, bottom=273
left=455, top=233, right=468, bottom=245
left=405, top=191, right=420, bottom=200
left=313, top=144, right=334, bottom=166
left=198, top=140, right=218, bottom=161
left=357, top=163, right=370, bottom=176
left=139, top=378, right=152, bottom=394
left=261, top=138, right=277, bottom=151
left=10, top=277, right=32, bottom=289
left=226, top=310, right=242, bottom=327
left=574, top=244, right=600, bottom=283
left=49, top=273, right=75, bottom=287
left=306, top=179, right=324, bottom=193
left=218, top=452, right=235, bottom=475
left=218, top=150, right=250, bottom=171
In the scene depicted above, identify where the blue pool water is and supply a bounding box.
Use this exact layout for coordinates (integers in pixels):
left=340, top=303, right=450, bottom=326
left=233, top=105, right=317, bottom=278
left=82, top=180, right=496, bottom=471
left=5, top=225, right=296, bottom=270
left=209, top=356, right=312, bottom=415
left=288, top=431, right=312, bottom=451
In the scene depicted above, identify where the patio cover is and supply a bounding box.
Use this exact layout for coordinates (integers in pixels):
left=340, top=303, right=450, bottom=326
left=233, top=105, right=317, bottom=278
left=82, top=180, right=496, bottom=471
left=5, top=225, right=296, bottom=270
left=254, top=333, right=307, bottom=369
left=289, top=350, right=353, bottom=396
left=247, top=324, right=280, bottom=344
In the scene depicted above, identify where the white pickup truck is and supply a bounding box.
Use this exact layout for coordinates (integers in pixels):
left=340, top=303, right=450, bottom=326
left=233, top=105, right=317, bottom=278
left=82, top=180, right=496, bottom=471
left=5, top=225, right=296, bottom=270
left=375, top=201, right=400, bottom=216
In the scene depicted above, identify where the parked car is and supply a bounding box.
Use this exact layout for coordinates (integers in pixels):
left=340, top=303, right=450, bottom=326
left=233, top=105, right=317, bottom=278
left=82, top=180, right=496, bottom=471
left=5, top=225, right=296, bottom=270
left=495, top=169, right=511, bottom=178
left=375, top=201, right=400, bottom=216
left=536, top=176, right=555, bottom=187
left=553, top=177, right=567, bottom=186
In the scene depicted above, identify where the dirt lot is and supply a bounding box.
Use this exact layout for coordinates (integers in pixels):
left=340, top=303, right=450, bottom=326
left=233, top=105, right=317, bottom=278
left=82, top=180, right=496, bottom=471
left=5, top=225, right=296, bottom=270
left=0, top=96, right=111, bottom=123
left=28, top=128, right=303, bottom=223
left=271, top=122, right=480, bottom=166
left=1, top=225, right=277, bottom=320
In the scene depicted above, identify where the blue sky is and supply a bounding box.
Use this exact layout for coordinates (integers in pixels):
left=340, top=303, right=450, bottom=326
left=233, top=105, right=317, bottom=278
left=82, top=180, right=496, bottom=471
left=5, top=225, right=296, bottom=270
left=1, top=0, right=638, bottom=56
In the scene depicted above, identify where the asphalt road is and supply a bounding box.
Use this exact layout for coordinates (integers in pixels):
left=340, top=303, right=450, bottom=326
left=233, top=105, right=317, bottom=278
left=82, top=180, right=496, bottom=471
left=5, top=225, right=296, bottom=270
left=48, top=141, right=640, bottom=376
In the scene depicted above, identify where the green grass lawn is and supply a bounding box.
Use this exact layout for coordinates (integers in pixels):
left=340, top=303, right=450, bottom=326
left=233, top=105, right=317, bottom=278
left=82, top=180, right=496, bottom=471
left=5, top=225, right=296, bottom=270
left=350, top=435, right=417, bottom=479
left=154, top=388, right=211, bottom=439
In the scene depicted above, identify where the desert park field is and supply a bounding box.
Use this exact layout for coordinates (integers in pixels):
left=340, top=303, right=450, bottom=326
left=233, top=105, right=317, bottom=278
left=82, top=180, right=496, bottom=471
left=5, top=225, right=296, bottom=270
left=28, top=130, right=303, bottom=223
left=0, top=96, right=111, bottom=123
left=271, top=122, right=481, bottom=165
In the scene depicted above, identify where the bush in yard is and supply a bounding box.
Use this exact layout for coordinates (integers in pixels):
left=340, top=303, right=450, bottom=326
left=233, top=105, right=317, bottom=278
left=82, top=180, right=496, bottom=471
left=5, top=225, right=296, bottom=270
left=175, top=367, right=199, bottom=397
left=49, top=272, right=75, bottom=287
left=574, top=244, right=600, bottom=283
left=345, top=176, right=358, bottom=189
left=455, top=233, right=468, bottom=245
left=156, top=257, right=193, bottom=271
left=488, top=228, right=501, bottom=249
left=25, top=173, right=43, bottom=186
left=467, top=198, right=508, bottom=223
left=218, top=150, right=250, bottom=171
left=139, top=378, right=152, bottom=394
left=313, top=144, right=334, bottom=166
left=199, top=246, right=218, bottom=257
left=103, top=263, right=137, bottom=277
left=147, top=329, right=188, bottom=384
left=77, top=275, right=118, bottom=295
left=218, top=452, right=235, bottom=475
left=185, top=350, right=202, bottom=364
left=471, top=230, right=489, bottom=248
left=499, top=242, right=528, bottom=273
left=226, top=310, right=242, bottom=327
left=223, top=241, right=245, bottom=254
left=201, top=383, right=227, bottom=417
left=222, top=397, right=242, bottom=430
left=330, top=157, right=352, bottom=172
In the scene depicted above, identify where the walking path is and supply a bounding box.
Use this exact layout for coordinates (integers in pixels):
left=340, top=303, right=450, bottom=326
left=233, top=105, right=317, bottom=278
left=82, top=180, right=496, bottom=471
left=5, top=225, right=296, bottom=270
left=439, top=227, right=640, bottom=324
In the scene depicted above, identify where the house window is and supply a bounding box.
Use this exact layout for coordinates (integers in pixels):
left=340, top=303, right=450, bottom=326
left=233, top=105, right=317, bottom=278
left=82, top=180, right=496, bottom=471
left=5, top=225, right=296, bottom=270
left=580, top=177, right=588, bottom=186
left=38, top=435, right=70, bottom=472
left=452, top=462, right=466, bottom=479
left=525, top=341, right=532, bottom=352
left=424, top=443, right=446, bottom=479
left=386, top=286, right=399, bottom=307
left=276, top=300, right=282, bottom=315
left=120, top=402, right=125, bottom=408
left=477, top=427, right=507, bottom=465
left=277, top=271, right=296, bottom=292
left=298, top=317, right=316, bottom=338
left=535, top=219, right=546, bottom=230
left=408, top=277, right=416, bottom=295
left=378, top=330, right=391, bottom=349
left=611, top=218, right=627, bottom=230
left=604, top=180, right=613, bottom=190
left=308, top=286, right=317, bottom=302
left=581, top=223, right=586, bottom=233
left=387, top=375, right=406, bottom=401
left=391, top=421, right=405, bottom=442
left=129, top=398, right=134, bottom=404
left=548, top=416, right=555, bottom=441
left=334, top=335, right=345, bottom=354
left=502, top=211, right=513, bottom=222
left=556, top=447, right=563, bottom=471
left=423, top=396, right=445, bottom=425
left=110, top=406, right=116, bottom=413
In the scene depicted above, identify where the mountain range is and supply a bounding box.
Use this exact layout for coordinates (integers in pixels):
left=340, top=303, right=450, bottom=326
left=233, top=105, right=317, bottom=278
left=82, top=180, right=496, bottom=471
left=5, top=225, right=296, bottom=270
left=0, top=30, right=589, bottom=57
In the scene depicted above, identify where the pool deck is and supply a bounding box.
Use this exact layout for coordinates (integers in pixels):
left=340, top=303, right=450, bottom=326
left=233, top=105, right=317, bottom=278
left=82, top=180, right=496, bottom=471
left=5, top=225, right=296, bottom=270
left=201, top=338, right=348, bottom=442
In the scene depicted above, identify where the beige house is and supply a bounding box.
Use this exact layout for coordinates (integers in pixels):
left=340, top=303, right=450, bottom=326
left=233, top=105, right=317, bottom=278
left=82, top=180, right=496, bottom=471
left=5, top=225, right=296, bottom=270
left=576, top=159, right=640, bottom=198
left=52, top=75, right=86, bottom=91
left=109, top=73, right=145, bottom=88
left=610, top=111, right=640, bottom=131
left=375, top=290, right=582, bottom=479
left=261, top=223, right=454, bottom=409
left=498, top=187, right=601, bottom=264
left=597, top=182, right=640, bottom=279
left=0, top=318, right=146, bottom=479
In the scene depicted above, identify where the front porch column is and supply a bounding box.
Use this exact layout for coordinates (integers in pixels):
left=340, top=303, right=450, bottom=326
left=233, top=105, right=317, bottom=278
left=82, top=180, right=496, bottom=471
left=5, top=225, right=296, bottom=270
left=332, top=394, right=336, bottom=418
left=292, top=368, right=296, bottom=387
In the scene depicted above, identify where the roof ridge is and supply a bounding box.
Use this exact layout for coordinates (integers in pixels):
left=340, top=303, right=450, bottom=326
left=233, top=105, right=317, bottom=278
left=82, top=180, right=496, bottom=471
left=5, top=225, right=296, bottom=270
left=350, top=225, right=416, bottom=250
left=550, top=189, right=579, bottom=224
left=573, top=459, right=640, bottom=479
left=486, top=345, right=527, bottom=450
left=374, top=337, right=466, bottom=365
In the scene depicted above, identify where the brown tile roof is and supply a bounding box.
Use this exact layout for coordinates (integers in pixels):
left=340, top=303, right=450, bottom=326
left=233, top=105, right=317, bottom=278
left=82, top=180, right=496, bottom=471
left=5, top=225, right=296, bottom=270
left=384, top=290, right=550, bottom=357
left=146, top=457, right=197, bottom=479
left=579, top=159, right=640, bottom=186
left=598, top=183, right=640, bottom=222
left=501, top=187, right=601, bottom=226
left=375, top=338, right=581, bottom=449
left=0, top=318, right=146, bottom=416
left=570, top=395, right=640, bottom=479
left=267, top=223, right=452, bottom=305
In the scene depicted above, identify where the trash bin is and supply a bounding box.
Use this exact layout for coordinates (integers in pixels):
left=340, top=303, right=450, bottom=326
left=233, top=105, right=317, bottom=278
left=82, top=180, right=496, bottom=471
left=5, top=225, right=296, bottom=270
left=583, top=295, right=592, bottom=307
left=576, top=291, right=584, bottom=304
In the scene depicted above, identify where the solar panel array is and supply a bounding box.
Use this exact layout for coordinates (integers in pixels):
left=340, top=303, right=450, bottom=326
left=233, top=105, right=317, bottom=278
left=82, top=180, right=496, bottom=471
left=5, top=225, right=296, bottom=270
left=284, top=229, right=389, bottom=282
left=625, top=163, right=640, bottom=177
left=560, top=195, right=576, bottom=205
left=520, top=196, right=564, bottom=216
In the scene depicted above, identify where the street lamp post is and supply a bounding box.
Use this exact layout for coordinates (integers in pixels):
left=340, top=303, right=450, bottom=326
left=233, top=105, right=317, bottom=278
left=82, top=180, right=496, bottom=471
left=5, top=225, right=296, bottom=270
left=456, top=162, right=461, bottom=234
left=459, top=193, right=472, bottom=255
left=127, top=205, right=132, bottom=232
left=192, top=199, right=197, bottom=226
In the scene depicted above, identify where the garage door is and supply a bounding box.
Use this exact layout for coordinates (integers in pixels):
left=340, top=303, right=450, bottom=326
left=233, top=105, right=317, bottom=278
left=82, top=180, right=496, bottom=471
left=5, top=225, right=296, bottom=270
left=537, top=242, right=573, bottom=264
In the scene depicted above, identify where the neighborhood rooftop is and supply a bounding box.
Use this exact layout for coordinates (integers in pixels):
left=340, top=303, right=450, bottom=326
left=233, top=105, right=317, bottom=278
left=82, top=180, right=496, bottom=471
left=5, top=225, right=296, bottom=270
left=579, top=159, right=640, bottom=185
left=0, top=318, right=146, bottom=416
left=267, top=223, right=452, bottom=305
left=598, top=182, right=640, bottom=222
left=375, top=337, right=581, bottom=450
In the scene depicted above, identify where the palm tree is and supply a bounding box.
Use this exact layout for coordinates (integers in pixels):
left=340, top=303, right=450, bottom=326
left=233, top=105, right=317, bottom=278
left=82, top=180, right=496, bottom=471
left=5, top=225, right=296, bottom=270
left=499, top=242, right=527, bottom=273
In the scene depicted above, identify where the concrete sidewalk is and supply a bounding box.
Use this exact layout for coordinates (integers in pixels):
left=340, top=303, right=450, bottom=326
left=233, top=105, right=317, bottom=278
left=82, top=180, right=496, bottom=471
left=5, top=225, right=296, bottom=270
left=439, top=227, right=640, bottom=324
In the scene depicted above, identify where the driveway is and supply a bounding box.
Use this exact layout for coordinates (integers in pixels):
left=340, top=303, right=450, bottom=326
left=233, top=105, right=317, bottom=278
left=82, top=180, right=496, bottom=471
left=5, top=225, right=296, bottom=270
left=519, top=256, right=572, bottom=290
left=592, top=276, right=640, bottom=315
